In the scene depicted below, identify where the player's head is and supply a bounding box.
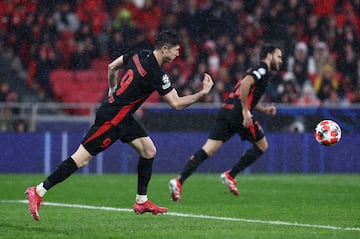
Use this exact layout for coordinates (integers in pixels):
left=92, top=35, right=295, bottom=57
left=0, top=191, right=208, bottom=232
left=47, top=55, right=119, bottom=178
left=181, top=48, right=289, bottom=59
left=154, top=30, right=181, bottom=63
left=260, top=45, right=282, bottom=71
left=154, top=30, right=181, bottom=49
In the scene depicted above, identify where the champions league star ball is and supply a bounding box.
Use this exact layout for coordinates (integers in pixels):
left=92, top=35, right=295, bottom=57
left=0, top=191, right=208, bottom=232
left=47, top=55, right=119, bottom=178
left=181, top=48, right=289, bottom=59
left=314, top=120, right=341, bottom=146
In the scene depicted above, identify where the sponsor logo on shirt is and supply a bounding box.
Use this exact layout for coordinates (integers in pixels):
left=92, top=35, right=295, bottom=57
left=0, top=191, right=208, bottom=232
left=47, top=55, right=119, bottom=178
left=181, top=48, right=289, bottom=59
left=252, top=68, right=266, bottom=80
left=162, top=74, right=171, bottom=89
left=258, top=68, right=266, bottom=75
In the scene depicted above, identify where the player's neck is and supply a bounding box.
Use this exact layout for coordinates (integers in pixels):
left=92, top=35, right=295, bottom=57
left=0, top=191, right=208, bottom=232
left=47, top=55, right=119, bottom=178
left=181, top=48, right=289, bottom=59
left=262, top=59, right=271, bottom=70
left=153, top=50, right=163, bottom=65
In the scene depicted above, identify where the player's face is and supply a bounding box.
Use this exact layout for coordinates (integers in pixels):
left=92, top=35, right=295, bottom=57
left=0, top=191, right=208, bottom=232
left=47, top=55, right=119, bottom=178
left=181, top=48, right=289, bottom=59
left=270, top=48, right=283, bottom=71
left=163, top=45, right=180, bottom=63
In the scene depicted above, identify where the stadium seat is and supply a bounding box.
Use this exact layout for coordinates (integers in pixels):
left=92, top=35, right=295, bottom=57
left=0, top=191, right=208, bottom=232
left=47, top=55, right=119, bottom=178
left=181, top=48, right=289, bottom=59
left=50, top=70, right=75, bottom=101
left=74, top=70, right=100, bottom=82
left=61, top=90, right=100, bottom=115
left=91, top=56, right=110, bottom=71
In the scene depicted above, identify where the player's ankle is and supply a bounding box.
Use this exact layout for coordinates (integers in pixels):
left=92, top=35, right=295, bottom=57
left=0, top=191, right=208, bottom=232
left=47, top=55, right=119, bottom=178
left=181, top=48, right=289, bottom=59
left=36, top=183, right=47, bottom=197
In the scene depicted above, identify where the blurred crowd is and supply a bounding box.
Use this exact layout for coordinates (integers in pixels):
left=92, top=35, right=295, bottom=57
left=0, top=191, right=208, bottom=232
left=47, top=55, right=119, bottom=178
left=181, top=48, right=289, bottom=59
left=1, top=0, right=360, bottom=108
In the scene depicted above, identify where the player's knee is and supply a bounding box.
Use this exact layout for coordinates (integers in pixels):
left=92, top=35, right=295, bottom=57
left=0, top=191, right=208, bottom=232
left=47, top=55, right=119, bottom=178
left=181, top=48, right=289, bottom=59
left=142, top=145, right=156, bottom=158
left=260, top=142, right=269, bottom=152
left=204, top=148, right=215, bottom=157
left=255, top=138, right=269, bottom=152
left=77, top=159, right=90, bottom=168
left=72, top=156, right=92, bottom=168
left=71, top=145, right=93, bottom=168
left=202, top=140, right=222, bottom=157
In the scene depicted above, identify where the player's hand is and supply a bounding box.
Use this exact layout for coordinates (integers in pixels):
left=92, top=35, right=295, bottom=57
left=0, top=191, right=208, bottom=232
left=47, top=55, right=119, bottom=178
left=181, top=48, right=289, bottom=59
left=107, top=86, right=116, bottom=103
left=201, top=73, right=214, bottom=94
left=242, top=109, right=253, bottom=128
left=266, top=103, right=276, bottom=116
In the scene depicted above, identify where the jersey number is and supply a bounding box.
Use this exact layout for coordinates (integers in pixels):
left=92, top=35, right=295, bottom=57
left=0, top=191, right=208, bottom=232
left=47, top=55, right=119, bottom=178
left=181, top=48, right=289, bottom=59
left=116, top=69, right=134, bottom=96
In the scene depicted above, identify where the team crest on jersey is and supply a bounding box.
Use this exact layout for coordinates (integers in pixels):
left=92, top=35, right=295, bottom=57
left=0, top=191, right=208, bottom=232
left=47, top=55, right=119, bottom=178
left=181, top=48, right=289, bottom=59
left=162, top=74, right=171, bottom=89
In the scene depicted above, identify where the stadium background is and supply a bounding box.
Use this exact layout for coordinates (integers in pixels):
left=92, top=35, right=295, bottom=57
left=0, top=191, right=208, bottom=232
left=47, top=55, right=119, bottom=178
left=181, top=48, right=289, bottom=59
left=0, top=0, right=360, bottom=173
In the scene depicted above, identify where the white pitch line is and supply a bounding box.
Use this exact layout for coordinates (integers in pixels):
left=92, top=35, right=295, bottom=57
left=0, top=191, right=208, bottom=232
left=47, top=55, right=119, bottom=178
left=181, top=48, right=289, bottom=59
left=2, top=200, right=360, bottom=232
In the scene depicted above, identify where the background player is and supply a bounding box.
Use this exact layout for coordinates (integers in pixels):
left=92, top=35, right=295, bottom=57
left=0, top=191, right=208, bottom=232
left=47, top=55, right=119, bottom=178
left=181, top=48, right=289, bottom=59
left=169, top=45, right=282, bottom=201
left=25, top=30, right=214, bottom=220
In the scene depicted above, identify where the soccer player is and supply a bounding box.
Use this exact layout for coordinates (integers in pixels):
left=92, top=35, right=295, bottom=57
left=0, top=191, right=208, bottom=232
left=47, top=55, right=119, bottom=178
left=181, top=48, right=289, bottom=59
left=25, top=30, right=214, bottom=220
left=169, top=45, right=282, bottom=201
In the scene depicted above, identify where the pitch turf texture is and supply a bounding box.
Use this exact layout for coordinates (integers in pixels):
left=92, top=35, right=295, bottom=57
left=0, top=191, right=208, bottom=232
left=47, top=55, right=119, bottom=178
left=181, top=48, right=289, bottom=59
left=0, top=174, right=359, bottom=239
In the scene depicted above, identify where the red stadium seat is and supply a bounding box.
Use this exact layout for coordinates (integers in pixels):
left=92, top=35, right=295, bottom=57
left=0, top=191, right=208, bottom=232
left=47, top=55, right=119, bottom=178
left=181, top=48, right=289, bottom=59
left=74, top=70, right=99, bottom=82
left=91, top=56, right=110, bottom=71
left=50, top=70, right=75, bottom=101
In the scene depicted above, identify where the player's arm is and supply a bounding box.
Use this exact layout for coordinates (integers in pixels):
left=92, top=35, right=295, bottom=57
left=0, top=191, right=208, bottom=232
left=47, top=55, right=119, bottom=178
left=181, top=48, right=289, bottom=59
left=254, top=100, right=276, bottom=116
left=162, top=73, right=214, bottom=110
left=240, top=75, right=255, bottom=127
left=107, top=55, right=125, bottom=96
left=254, top=97, right=276, bottom=115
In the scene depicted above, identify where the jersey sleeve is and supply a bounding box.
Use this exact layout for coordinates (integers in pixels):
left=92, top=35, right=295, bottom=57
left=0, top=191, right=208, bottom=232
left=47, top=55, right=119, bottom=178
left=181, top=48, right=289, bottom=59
left=153, top=69, right=173, bottom=96
left=122, top=53, right=131, bottom=65
left=246, top=64, right=268, bottom=83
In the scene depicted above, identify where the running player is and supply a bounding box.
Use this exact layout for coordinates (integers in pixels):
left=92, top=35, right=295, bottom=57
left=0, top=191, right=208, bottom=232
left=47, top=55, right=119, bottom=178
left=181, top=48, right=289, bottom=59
left=169, top=45, right=282, bottom=201
left=25, top=30, right=214, bottom=220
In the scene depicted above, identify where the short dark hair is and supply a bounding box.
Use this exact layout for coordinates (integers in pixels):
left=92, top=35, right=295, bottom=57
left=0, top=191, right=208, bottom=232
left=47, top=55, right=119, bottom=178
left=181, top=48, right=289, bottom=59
left=259, top=45, right=277, bottom=60
left=154, top=30, right=181, bottom=50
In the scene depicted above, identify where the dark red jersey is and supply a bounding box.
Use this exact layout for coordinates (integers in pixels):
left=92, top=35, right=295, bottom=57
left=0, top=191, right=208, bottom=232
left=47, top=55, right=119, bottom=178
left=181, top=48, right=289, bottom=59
left=95, top=50, right=173, bottom=126
left=219, top=62, right=271, bottom=123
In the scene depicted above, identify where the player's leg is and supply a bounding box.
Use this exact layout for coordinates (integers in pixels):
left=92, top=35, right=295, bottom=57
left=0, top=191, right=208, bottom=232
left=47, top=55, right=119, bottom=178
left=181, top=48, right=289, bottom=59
left=180, top=117, right=231, bottom=185
left=180, top=139, right=223, bottom=184
left=25, top=122, right=115, bottom=221
left=228, top=137, right=268, bottom=178
left=128, top=137, right=167, bottom=214
left=44, top=144, right=93, bottom=191
left=221, top=121, right=268, bottom=196
left=25, top=144, right=93, bottom=221
left=221, top=141, right=265, bottom=196
left=122, top=117, right=167, bottom=214
left=169, top=116, right=233, bottom=201
left=128, top=136, right=156, bottom=200
left=169, top=139, right=223, bottom=201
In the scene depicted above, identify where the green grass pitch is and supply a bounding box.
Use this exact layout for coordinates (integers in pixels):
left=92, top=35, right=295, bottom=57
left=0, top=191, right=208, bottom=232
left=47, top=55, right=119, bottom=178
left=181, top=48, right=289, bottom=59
left=0, top=174, right=359, bottom=239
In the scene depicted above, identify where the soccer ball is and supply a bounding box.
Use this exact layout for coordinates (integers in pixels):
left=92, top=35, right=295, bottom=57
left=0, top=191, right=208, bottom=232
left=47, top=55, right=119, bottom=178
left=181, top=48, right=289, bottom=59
left=314, top=120, right=341, bottom=146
